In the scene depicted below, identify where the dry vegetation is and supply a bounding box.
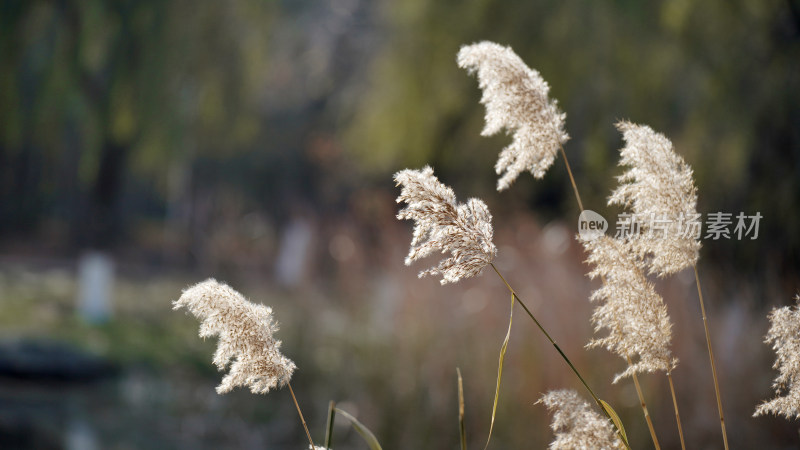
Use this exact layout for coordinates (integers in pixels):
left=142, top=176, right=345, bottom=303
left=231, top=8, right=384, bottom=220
left=3, top=38, right=797, bottom=449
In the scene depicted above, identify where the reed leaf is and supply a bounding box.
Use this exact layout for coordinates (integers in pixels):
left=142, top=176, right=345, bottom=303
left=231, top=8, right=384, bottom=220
left=599, top=399, right=629, bottom=447
left=335, top=408, right=382, bottom=450
left=484, top=292, right=514, bottom=450
left=324, top=401, right=336, bottom=449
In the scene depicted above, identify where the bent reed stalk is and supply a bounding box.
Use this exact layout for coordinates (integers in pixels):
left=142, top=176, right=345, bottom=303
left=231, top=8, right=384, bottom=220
left=489, top=263, right=630, bottom=449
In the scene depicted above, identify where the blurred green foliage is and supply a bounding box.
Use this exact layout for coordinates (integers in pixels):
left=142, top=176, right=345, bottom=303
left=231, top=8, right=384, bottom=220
left=345, top=0, right=800, bottom=278
left=0, top=0, right=798, bottom=279
left=0, top=0, right=277, bottom=247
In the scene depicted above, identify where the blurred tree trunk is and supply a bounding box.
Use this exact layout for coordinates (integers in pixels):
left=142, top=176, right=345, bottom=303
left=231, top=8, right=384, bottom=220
left=62, top=0, right=140, bottom=249
left=83, top=140, right=129, bottom=248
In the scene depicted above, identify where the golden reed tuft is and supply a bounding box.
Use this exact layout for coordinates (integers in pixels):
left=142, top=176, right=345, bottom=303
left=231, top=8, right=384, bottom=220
left=581, top=235, right=677, bottom=383
left=610, top=121, right=701, bottom=276
left=174, top=279, right=296, bottom=394
left=539, top=390, right=625, bottom=449
left=458, top=41, right=569, bottom=191
left=394, top=166, right=496, bottom=284
left=755, top=295, right=800, bottom=419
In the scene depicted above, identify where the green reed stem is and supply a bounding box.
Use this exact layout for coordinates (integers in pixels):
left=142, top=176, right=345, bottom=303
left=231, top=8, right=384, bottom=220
left=325, top=400, right=336, bottom=449
left=489, top=263, right=629, bottom=449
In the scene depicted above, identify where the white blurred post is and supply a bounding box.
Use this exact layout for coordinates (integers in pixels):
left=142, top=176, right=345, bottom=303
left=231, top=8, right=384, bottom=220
left=65, top=417, right=98, bottom=450
left=274, top=218, right=313, bottom=288
left=77, top=251, right=114, bottom=323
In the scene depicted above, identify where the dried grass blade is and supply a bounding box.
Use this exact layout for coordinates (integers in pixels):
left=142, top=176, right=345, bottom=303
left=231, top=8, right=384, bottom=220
left=484, top=292, right=514, bottom=450
left=599, top=399, right=629, bottom=448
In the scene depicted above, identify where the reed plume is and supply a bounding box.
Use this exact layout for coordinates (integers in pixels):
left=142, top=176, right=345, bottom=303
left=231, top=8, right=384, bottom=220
left=755, top=295, right=800, bottom=419
left=538, top=390, right=625, bottom=450
left=609, top=121, right=701, bottom=276
left=394, top=165, right=496, bottom=284
left=611, top=121, right=725, bottom=447
left=581, top=235, right=677, bottom=383
left=457, top=41, right=569, bottom=191
left=174, top=279, right=296, bottom=394
left=395, top=166, right=629, bottom=447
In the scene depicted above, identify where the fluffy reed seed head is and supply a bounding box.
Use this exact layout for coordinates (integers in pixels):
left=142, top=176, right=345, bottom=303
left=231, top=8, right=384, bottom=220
left=755, top=295, right=800, bottom=419
left=609, top=121, right=701, bottom=276
left=581, top=235, right=677, bottom=383
left=174, top=279, right=296, bottom=394
left=394, top=166, right=497, bottom=284
left=457, top=41, right=569, bottom=191
left=538, top=390, right=625, bottom=450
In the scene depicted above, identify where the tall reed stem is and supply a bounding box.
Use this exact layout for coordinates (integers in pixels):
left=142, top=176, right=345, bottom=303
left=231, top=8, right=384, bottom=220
left=490, top=263, right=629, bottom=449
left=457, top=368, right=467, bottom=450
left=559, top=144, right=584, bottom=212
left=694, top=266, right=728, bottom=449
left=288, top=382, right=315, bottom=448
left=627, top=355, right=660, bottom=450
left=667, top=373, right=686, bottom=450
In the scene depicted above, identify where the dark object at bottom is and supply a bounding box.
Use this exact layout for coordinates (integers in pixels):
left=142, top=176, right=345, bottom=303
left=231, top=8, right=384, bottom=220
left=0, top=338, right=117, bottom=383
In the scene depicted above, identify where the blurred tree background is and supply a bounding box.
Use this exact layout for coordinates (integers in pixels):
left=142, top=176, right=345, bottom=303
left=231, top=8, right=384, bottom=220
left=1, top=0, right=799, bottom=448
left=345, top=0, right=800, bottom=285
left=1, top=0, right=798, bottom=280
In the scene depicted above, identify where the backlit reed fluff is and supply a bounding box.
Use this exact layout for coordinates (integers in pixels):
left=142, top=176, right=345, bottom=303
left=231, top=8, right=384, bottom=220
left=174, top=279, right=296, bottom=394
left=538, top=390, right=625, bottom=450
left=609, top=121, right=701, bottom=276
left=581, top=235, right=677, bottom=382
left=457, top=41, right=569, bottom=191
left=754, top=295, right=800, bottom=419
left=394, top=165, right=496, bottom=284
